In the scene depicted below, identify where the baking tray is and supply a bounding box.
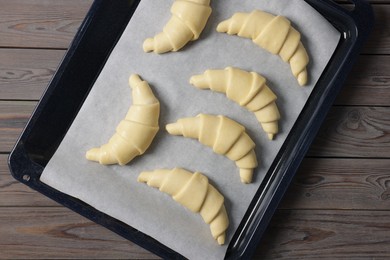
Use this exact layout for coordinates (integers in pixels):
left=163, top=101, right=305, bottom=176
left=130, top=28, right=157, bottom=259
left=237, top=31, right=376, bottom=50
left=8, top=0, right=374, bottom=259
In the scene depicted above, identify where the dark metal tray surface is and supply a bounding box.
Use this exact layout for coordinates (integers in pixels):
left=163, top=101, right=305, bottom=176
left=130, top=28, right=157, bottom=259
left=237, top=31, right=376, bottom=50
left=8, top=0, right=374, bottom=259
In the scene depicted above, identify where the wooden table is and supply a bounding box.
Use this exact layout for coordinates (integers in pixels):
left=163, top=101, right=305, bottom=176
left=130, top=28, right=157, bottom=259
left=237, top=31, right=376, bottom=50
left=1, top=0, right=389, bottom=259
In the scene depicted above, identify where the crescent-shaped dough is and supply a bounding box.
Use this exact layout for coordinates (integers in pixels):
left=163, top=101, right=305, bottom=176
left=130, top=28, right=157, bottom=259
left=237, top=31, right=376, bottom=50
left=190, top=67, right=281, bottom=140
left=166, top=114, right=258, bottom=183
left=138, top=168, right=229, bottom=245
left=217, top=10, right=309, bottom=86
left=86, top=74, right=160, bottom=165
left=143, top=0, right=212, bottom=54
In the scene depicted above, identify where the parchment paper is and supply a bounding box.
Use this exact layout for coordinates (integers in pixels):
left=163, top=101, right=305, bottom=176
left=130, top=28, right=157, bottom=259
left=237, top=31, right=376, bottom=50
left=40, top=0, right=340, bottom=259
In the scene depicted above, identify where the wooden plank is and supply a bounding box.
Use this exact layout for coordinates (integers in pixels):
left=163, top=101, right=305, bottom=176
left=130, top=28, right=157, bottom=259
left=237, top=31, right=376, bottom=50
left=0, top=0, right=93, bottom=49
left=280, top=158, right=390, bottom=210
left=0, top=207, right=157, bottom=259
left=308, top=106, right=390, bottom=158
left=0, top=7, right=386, bottom=103
left=336, top=55, right=390, bottom=106
left=0, top=101, right=36, bottom=152
left=1, top=51, right=388, bottom=105
left=2, top=155, right=389, bottom=209
left=3, top=155, right=390, bottom=210
left=0, top=49, right=65, bottom=100
left=0, top=154, right=58, bottom=207
left=0, top=1, right=387, bottom=54
left=1, top=104, right=389, bottom=155
left=255, top=209, right=390, bottom=259
left=1, top=207, right=389, bottom=259
left=1, top=51, right=388, bottom=104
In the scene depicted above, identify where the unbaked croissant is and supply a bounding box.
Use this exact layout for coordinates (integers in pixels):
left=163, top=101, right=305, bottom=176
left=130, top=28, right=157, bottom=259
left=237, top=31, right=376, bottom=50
left=190, top=67, right=280, bottom=140
left=166, top=114, right=258, bottom=183
left=143, top=0, right=212, bottom=54
left=138, top=168, right=229, bottom=245
left=86, top=74, right=160, bottom=165
left=217, top=10, right=309, bottom=86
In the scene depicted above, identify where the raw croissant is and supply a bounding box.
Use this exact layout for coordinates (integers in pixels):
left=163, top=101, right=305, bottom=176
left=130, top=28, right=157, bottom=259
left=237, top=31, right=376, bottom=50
left=138, top=168, right=229, bottom=245
left=86, top=74, right=160, bottom=165
left=190, top=67, right=281, bottom=140
left=217, top=10, right=309, bottom=86
left=143, top=0, right=212, bottom=54
left=166, top=114, right=258, bottom=183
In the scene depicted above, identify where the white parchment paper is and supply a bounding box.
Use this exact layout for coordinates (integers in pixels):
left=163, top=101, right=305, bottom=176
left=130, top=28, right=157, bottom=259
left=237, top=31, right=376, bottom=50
left=40, top=0, right=340, bottom=259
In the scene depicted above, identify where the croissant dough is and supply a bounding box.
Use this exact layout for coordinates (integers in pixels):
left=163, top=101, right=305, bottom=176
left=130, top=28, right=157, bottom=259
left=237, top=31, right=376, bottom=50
left=217, top=10, right=309, bottom=86
left=190, top=67, right=281, bottom=140
left=166, top=114, right=258, bottom=183
left=86, top=74, right=160, bottom=165
left=138, top=168, right=229, bottom=245
left=143, top=0, right=212, bottom=54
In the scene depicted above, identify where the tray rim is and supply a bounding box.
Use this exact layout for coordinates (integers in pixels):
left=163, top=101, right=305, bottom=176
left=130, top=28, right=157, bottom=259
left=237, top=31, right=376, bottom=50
left=8, top=0, right=374, bottom=259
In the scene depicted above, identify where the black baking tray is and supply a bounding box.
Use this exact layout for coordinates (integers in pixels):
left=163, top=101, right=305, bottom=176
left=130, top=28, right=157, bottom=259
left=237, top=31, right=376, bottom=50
left=8, top=0, right=374, bottom=259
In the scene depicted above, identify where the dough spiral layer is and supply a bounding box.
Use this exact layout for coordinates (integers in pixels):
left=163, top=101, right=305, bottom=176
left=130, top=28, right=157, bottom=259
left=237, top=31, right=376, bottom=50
left=143, top=0, right=212, bottom=54
left=138, top=168, right=229, bottom=245
left=86, top=74, right=160, bottom=165
left=166, top=114, right=258, bottom=183
left=190, top=67, right=281, bottom=140
left=217, top=10, right=309, bottom=86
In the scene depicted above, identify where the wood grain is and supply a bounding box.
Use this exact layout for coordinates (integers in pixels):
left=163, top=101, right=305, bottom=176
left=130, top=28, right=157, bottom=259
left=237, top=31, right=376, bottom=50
left=309, top=106, right=390, bottom=158
left=1, top=207, right=390, bottom=259
left=0, top=51, right=389, bottom=105
left=255, top=209, right=390, bottom=259
left=1, top=103, right=389, bottom=159
left=0, top=0, right=93, bottom=49
left=0, top=101, right=36, bottom=152
left=0, top=4, right=387, bottom=103
left=280, top=158, right=390, bottom=210
left=0, top=49, right=65, bottom=100
left=0, top=207, right=157, bottom=259
left=0, top=1, right=387, bottom=53
left=1, top=52, right=389, bottom=104
left=336, top=55, right=390, bottom=106
left=0, top=154, right=58, bottom=207
left=3, top=155, right=390, bottom=210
